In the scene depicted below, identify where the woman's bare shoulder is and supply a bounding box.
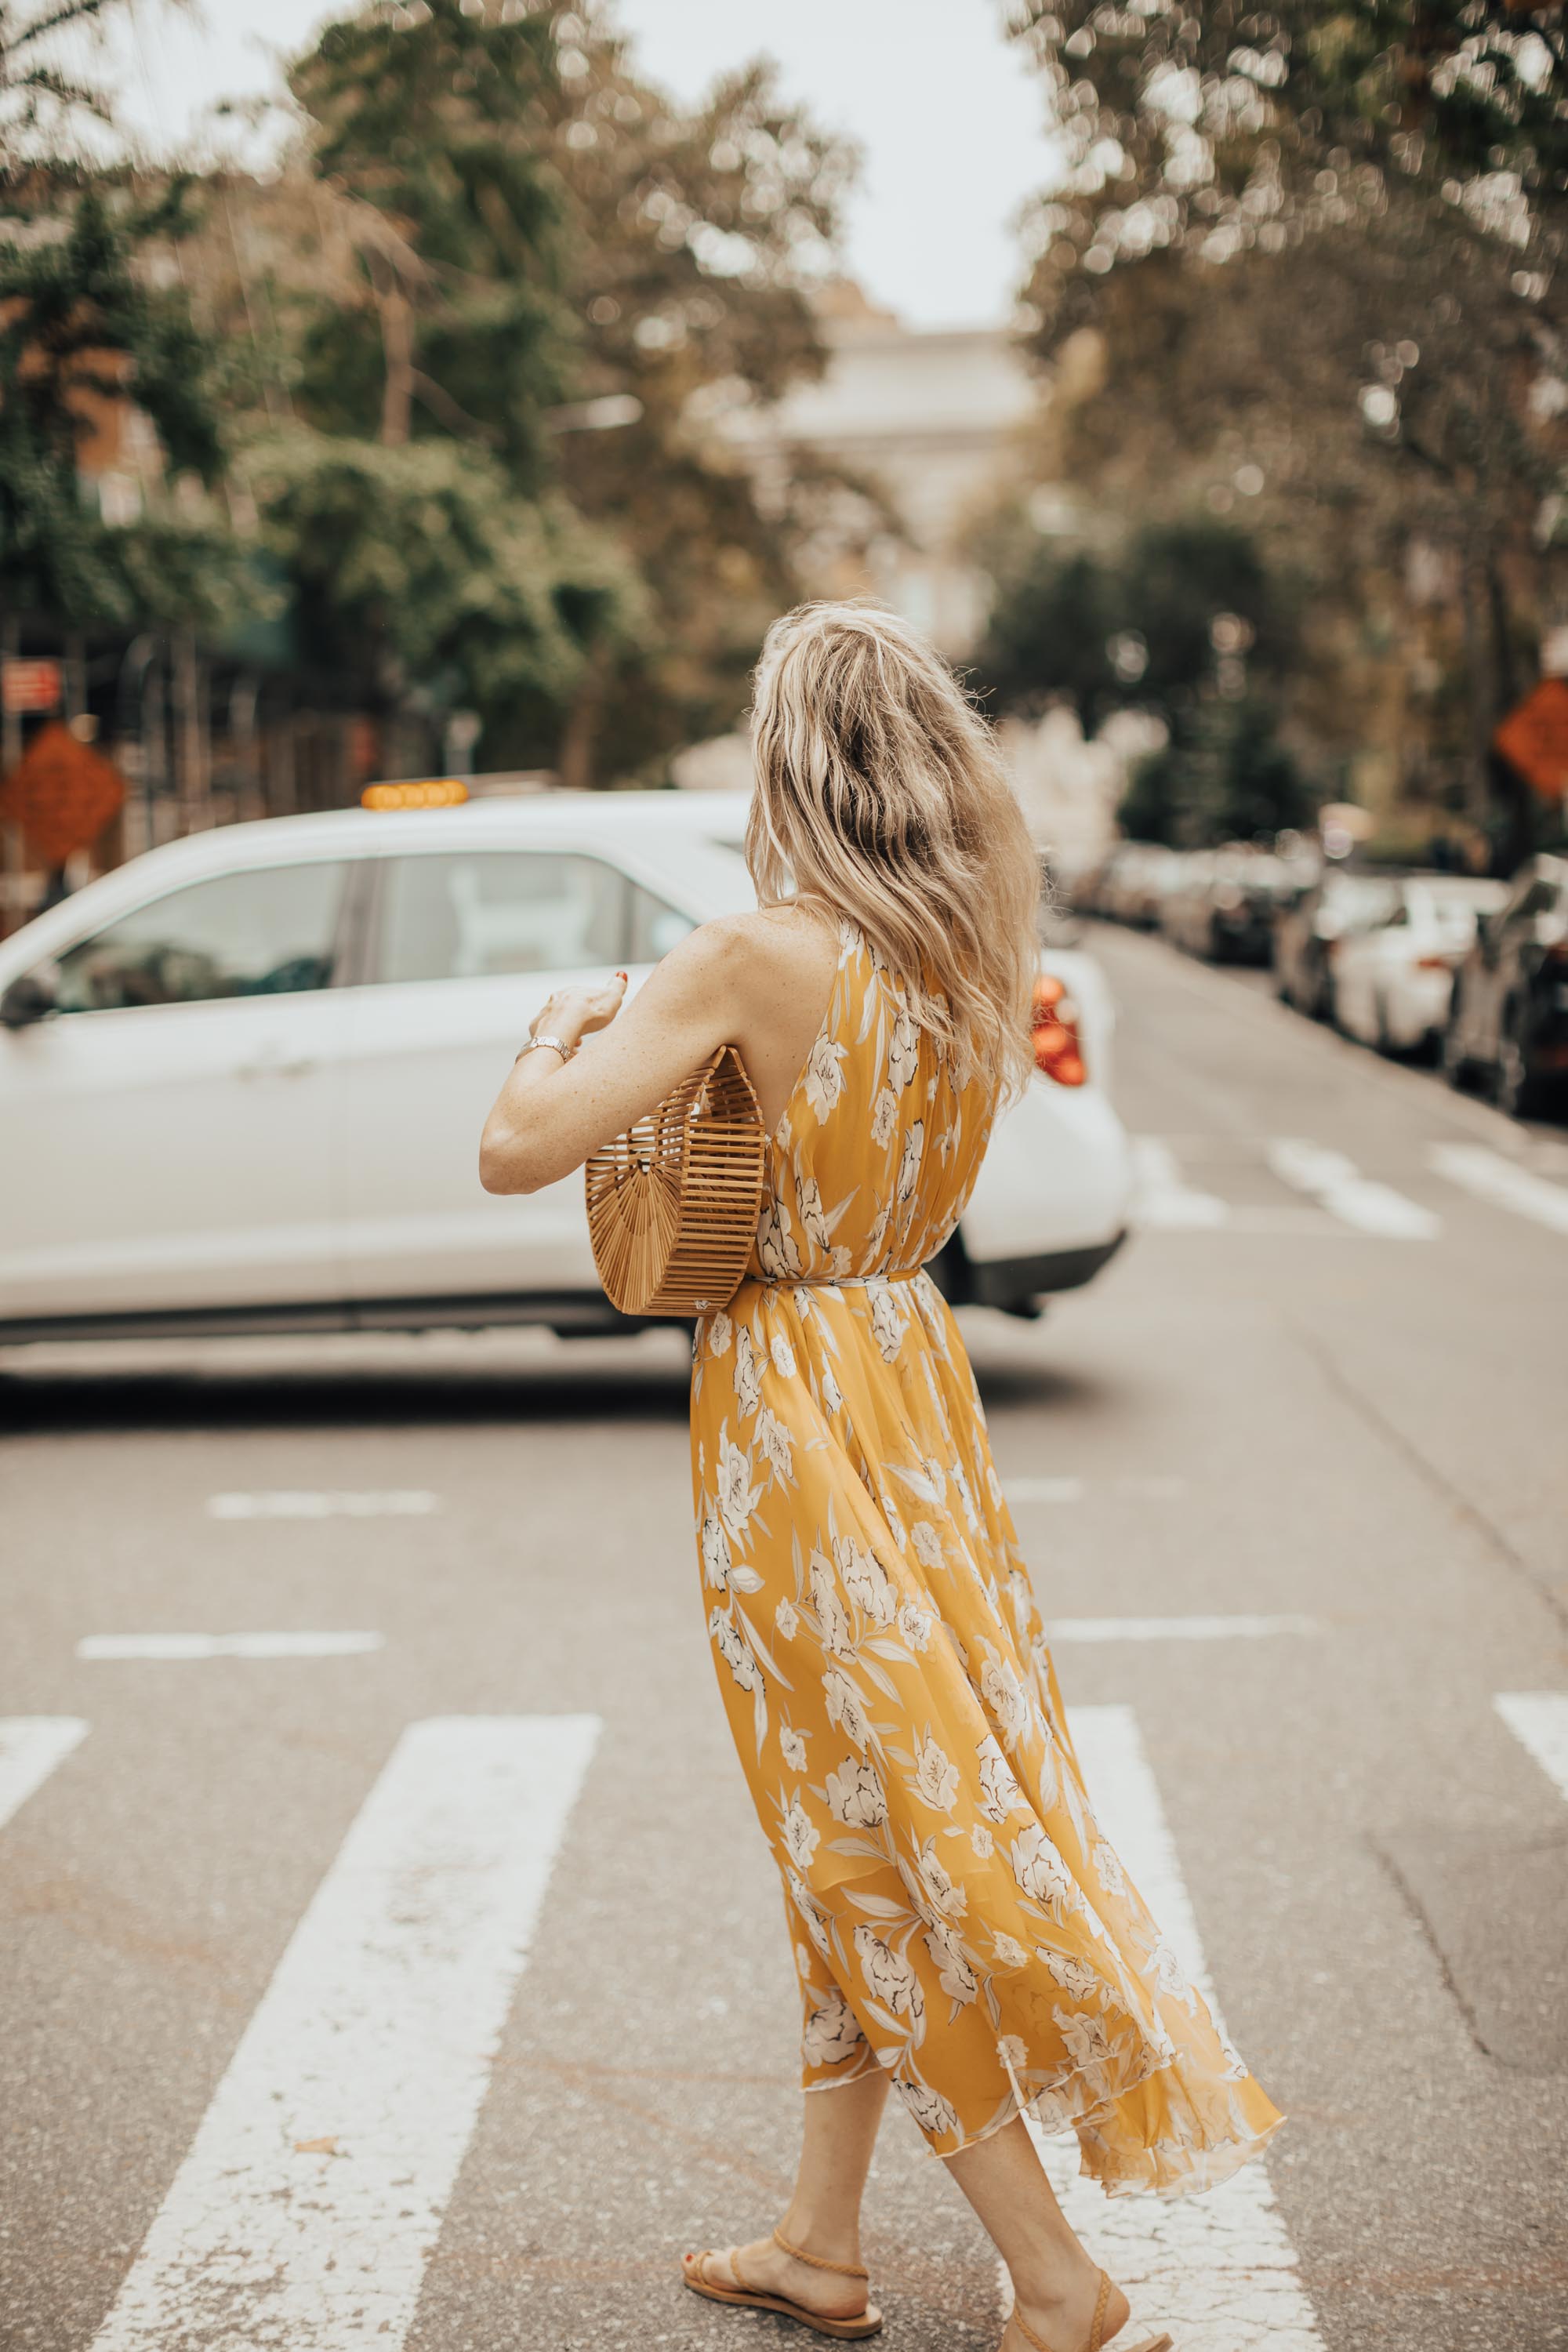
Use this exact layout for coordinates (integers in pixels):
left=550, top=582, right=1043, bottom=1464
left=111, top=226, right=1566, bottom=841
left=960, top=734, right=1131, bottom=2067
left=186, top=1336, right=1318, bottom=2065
left=672, top=904, right=837, bottom=1001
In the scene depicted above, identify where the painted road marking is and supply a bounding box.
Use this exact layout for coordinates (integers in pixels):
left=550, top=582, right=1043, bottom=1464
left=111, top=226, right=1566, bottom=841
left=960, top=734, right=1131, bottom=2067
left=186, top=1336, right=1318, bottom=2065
left=1428, top=1145, right=1568, bottom=1237
left=78, top=1632, right=384, bottom=1661
left=1004, top=1476, right=1189, bottom=1505
left=1023, top=1705, right=1326, bottom=2351
left=91, top=1714, right=601, bottom=2352
left=1131, top=1138, right=1230, bottom=1229
left=1265, top=1138, right=1440, bottom=1240
left=1048, top=1614, right=1323, bottom=1644
left=1495, top=1693, right=1568, bottom=1802
left=0, top=1717, right=88, bottom=1831
left=208, top=1490, right=440, bottom=1520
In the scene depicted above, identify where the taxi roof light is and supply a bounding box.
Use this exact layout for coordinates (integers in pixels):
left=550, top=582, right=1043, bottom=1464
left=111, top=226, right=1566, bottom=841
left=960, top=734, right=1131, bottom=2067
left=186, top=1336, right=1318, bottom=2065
left=361, top=778, right=470, bottom=811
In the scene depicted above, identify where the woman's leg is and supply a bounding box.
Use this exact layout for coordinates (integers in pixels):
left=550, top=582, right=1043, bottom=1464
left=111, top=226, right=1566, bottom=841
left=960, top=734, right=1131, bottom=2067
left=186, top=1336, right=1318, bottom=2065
left=685, top=2068, right=890, bottom=2318
left=946, top=2118, right=1130, bottom=2351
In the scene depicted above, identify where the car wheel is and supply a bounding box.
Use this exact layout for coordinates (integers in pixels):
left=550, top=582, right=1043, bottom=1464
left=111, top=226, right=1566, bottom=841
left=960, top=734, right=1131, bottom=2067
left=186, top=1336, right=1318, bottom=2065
left=1493, top=1002, right=1540, bottom=1120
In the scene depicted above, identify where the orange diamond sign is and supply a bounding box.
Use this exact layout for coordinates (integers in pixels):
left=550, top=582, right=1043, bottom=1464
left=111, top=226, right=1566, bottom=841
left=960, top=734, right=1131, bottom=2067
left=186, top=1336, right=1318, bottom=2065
left=1494, top=677, right=1568, bottom=799
left=0, top=722, right=127, bottom=866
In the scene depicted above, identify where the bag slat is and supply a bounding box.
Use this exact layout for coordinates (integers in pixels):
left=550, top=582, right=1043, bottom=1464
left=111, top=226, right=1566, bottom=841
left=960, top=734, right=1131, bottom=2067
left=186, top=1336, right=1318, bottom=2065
left=585, top=1044, right=766, bottom=1316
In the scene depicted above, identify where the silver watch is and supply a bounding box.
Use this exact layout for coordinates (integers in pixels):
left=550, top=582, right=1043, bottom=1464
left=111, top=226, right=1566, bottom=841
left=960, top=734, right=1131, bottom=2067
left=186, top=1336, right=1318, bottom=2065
left=519, top=1033, right=576, bottom=1061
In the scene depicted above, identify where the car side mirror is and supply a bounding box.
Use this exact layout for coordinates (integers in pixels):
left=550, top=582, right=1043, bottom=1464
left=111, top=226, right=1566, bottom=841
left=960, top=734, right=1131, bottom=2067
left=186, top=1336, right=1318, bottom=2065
left=0, top=967, right=59, bottom=1028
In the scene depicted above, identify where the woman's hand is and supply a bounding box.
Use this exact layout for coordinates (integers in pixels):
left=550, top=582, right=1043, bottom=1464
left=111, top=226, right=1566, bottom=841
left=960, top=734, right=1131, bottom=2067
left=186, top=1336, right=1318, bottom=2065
left=528, top=970, right=628, bottom=1051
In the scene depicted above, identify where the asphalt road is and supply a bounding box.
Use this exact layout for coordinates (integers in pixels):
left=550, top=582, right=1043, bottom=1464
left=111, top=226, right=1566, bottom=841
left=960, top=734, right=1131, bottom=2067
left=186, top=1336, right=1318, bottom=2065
left=3, top=924, right=1566, bottom=2352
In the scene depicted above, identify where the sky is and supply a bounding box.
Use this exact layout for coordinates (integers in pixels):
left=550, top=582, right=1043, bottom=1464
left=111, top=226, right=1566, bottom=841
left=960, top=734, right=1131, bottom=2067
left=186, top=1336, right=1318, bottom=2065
left=85, top=0, right=1054, bottom=330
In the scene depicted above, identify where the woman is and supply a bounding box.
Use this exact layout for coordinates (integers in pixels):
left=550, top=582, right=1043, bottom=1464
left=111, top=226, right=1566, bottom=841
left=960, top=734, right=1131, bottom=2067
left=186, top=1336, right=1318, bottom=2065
left=480, top=603, right=1281, bottom=2352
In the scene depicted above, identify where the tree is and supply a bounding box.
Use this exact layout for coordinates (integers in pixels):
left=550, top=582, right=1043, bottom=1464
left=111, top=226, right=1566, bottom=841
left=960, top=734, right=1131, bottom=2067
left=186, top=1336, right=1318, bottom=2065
left=976, top=517, right=1295, bottom=724
left=1120, top=696, right=1312, bottom=848
left=202, top=0, right=855, bottom=780
left=249, top=430, right=641, bottom=739
left=0, top=180, right=246, bottom=633
left=1005, top=2, right=1568, bottom=855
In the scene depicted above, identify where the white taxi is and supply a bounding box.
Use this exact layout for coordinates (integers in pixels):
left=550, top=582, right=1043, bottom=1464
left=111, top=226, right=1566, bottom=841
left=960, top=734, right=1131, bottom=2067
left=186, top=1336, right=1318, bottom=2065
left=0, top=789, right=1134, bottom=1344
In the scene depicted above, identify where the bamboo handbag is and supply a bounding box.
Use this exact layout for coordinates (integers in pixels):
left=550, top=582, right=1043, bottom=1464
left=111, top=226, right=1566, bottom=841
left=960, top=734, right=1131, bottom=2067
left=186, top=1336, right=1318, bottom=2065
left=585, top=1045, right=767, bottom=1316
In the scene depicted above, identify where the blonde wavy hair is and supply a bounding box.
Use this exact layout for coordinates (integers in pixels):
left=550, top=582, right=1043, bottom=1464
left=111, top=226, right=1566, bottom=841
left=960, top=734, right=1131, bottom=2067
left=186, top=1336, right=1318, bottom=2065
left=746, top=600, right=1040, bottom=1103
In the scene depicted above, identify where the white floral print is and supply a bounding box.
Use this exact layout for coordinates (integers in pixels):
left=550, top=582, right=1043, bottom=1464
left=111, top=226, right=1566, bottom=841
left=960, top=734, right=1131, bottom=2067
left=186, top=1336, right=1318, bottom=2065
left=692, top=920, right=1283, bottom=2188
left=837, top=1534, right=896, bottom=1628
left=809, top=1551, right=853, bottom=1657
left=803, top=1989, right=866, bottom=2067
left=780, top=1795, right=820, bottom=1871
left=912, top=1730, right=960, bottom=1813
left=853, top=1926, right=924, bottom=2022
left=1009, top=1824, right=1074, bottom=1916
left=887, top=1004, right=920, bottom=1090
left=733, top=1328, right=764, bottom=1419
left=895, top=2079, right=959, bottom=2137
left=717, top=1430, right=762, bottom=1544
left=911, top=1519, right=944, bottom=1571
left=826, top=1756, right=887, bottom=1828
left=804, top=1030, right=849, bottom=1118
left=976, top=1733, right=1026, bottom=1823
left=822, top=1666, right=872, bottom=1752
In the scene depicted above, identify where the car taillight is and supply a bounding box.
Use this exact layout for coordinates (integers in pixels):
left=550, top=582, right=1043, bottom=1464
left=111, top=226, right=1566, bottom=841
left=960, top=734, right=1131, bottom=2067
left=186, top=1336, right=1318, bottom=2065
left=1032, top=973, right=1087, bottom=1086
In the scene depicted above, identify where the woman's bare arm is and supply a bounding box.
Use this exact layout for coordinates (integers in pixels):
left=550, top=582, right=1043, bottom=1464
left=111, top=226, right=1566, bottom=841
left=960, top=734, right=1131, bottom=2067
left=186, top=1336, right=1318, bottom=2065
left=478, top=913, right=815, bottom=1196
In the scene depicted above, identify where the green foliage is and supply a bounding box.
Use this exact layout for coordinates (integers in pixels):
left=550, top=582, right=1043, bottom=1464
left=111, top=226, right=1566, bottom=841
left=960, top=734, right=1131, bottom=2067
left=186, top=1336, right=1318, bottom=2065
left=1121, top=697, right=1312, bottom=849
left=286, top=0, right=576, bottom=478
left=249, top=430, right=644, bottom=715
left=978, top=518, right=1294, bottom=727
left=186, top=2, right=855, bottom=775
left=1005, top=3, right=1568, bottom=829
left=0, top=181, right=243, bottom=628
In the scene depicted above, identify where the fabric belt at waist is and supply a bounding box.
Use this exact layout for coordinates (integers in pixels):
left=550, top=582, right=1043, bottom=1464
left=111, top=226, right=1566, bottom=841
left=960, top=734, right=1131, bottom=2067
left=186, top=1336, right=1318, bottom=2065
left=750, top=1267, right=924, bottom=1290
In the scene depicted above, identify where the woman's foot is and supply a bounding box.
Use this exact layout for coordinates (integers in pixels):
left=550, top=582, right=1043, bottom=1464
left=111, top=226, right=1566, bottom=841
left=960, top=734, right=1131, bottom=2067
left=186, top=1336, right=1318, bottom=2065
left=683, top=2233, right=880, bottom=2330
left=1003, top=2267, right=1131, bottom=2352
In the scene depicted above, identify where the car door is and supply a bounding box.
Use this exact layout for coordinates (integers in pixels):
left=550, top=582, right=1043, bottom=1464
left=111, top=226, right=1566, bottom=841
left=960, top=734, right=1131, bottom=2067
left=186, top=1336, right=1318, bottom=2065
left=334, top=844, right=652, bottom=1309
left=1, top=857, right=353, bottom=1327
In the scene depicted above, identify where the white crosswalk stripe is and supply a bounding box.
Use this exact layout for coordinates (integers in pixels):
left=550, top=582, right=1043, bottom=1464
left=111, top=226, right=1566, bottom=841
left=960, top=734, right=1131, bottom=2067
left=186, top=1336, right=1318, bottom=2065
left=208, top=1491, right=441, bottom=1520
left=1131, top=1138, right=1231, bottom=1229
left=1494, top=1693, right=1568, bottom=1802
left=0, top=1716, right=88, bottom=1831
left=1134, top=1134, right=1440, bottom=1239
left=1011, top=1707, right=1326, bottom=2352
left=1428, top=1145, right=1568, bottom=1237
left=91, top=1715, right=601, bottom=2352
left=78, top=1632, right=384, bottom=1661
left=1047, top=1615, right=1323, bottom=1644
left=1265, top=1139, right=1440, bottom=1239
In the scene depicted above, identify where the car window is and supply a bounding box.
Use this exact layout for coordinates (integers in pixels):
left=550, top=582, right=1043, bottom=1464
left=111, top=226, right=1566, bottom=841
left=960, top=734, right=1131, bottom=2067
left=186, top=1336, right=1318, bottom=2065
left=628, top=883, right=696, bottom=963
left=50, top=862, right=347, bottom=1014
left=375, top=851, right=626, bottom=983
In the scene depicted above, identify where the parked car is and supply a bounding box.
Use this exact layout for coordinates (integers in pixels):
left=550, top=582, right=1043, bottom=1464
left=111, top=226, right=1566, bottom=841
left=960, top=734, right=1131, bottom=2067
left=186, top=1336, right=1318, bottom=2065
left=1096, top=842, right=1185, bottom=929
left=1159, top=848, right=1305, bottom=965
left=1441, top=853, right=1568, bottom=1115
left=1331, top=875, right=1506, bottom=1057
left=0, top=790, right=1136, bottom=1345
left=1272, top=868, right=1401, bottom=1021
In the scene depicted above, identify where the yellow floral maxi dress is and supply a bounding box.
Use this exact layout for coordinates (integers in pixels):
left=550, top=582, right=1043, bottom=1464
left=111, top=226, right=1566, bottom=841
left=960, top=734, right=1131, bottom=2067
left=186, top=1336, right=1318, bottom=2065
left=690, top=922, right=1283, bottom=2195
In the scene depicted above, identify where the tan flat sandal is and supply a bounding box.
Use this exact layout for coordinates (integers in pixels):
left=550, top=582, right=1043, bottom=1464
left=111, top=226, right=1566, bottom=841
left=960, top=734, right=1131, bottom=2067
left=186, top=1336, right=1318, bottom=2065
left=1010, top=2268, right=1173, bottom=2352
left=682, top=2226, right=884, bottom=2340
